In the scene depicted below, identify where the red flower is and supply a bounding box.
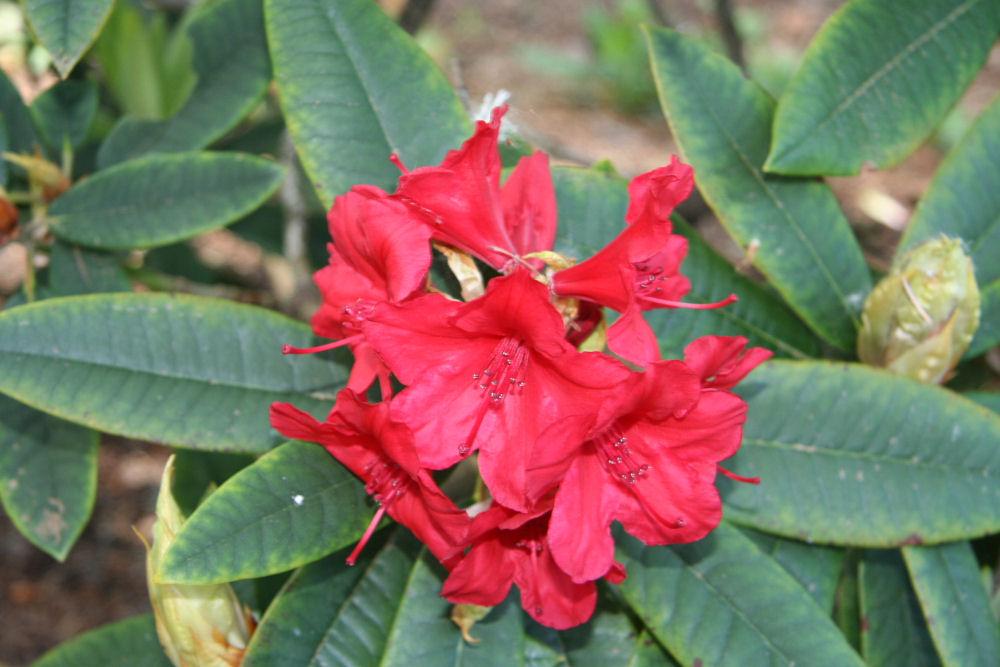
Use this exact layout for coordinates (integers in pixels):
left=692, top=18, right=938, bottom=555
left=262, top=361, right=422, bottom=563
left=441, top=500, right=626, bottom=630
left=544, top=337, right=771, bottom=583
left=361, top=269, right=631, bottom=511
left=270, top=390, right=469, bottom=565
left=288, top=186, right=433, bottom=393
left=551, top=157, right=735, bottom=365
left=394, top=106, right=557, bottom=270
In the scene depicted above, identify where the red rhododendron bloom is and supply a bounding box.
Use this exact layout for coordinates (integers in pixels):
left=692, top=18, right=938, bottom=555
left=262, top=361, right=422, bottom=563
left=551, top=157, right=736, bottom=364
left=270, top=391, right=469, bottom=565
left=362, top=269, right=632, bottom=511
left=393, top=105, right=557, bottom=270
left=544, top=337, right=771, bottom=583
left=441, top=500, right=626, bottom=630
left=287, top=186, right=433, bottom=393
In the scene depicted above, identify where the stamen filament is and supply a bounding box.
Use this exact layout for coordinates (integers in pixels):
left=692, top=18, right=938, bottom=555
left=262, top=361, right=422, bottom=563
left=389, top=153, right=409, bottom=173
left=282, top=334, right=364, bottom=355
left=717, top=465, right=761, bottom=485
left=644, top=293, right=738, bottom=310
left=346, top=505, right=387, bottom=566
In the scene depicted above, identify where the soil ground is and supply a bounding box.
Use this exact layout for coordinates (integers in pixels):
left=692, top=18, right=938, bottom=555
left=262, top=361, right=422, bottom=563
left=2, top=0, right=998, bottom=663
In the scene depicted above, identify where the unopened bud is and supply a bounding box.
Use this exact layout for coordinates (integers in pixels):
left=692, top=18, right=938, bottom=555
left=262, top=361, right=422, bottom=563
left=858, top=237, right=980, bottom=384
left=142, top=456, right=252, bottom=667
left=2, top=151, right=70, bottom=201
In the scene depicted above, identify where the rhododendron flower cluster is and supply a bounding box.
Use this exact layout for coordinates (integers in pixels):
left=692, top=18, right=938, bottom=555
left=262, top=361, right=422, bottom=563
left=271, top=106, right=771, bottom=630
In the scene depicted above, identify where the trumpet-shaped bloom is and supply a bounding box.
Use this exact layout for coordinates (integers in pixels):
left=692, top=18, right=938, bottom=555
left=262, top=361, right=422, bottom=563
left=270, top=391, right=469, bottom=565
left=394, top=106, right=557, bottom=270
left=362, top=269, right=631, bottom=511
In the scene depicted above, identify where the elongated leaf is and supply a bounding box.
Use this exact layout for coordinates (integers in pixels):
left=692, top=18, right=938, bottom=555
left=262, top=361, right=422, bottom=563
left=965, top=391, right=1000, bottom=414
left=898, top=94, right=1000, bottom=357
left=22, top=0, right=115, bottom=78
left=740, top=527, right=845, bottom=612
left=645, top=26, right=871, bottom=349
left=616, top=521, right=863, bottom=666
left=0, top=394, right=97, bottom=560
left=859, top=550, right=939, bottom=667
left=721, top=360, right=1000, bottom=545
left=246, top=531, right=521, bottom=666
left=766, top=0, right=1000, bottom=175
left=48, top=152, right=284, bottom=249
left=526, top=597, right=679, bottom=666
left=97, top=0, right=270, bottom=167
left=158, top=441, right=368, bottom=584
left=0, top=293, right=347, bottom=452
left=550, top=165, right=823, bottom=359
left=266, top=0, right=472, bottom=207
left=0, top=69, right=40, bottom=154
left=31, top=614, right=171, bottom=667
left=29, top=78, right=97, bottom=151
left=48, top=241, right=131, bottom=296
left=903, top=541, right=1000, bottom=666
left=170, top=448, right=255, bottom=516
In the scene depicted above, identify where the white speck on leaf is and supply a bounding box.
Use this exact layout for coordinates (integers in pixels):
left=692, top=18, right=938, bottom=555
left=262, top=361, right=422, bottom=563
left=292, top=495, right=304, bottom=506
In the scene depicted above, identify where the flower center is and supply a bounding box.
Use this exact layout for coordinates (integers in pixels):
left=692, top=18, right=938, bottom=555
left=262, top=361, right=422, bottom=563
left=341, top=298, right=377, bottom=326
left=595, top=427, right=651, bottom=486
left=458, top=337, right=529, bottom=456
left=346, top=459, right=409, bottom=566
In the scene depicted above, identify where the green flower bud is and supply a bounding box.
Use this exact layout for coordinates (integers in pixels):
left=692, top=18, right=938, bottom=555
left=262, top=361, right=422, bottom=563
left=143, top=455, right=252, bottom=667
left=857, top=237, right=980, bottom=384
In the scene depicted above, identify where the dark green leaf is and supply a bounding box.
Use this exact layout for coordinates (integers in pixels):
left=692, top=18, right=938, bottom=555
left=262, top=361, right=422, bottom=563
left=159, top=440, right=368, bottom=584
left=766, top=0, right=1000, bottom=175
left=0, top=112, right=7, bottom=185
left=0, top=293, right=347, bottom=452
left=29, top=79, right=98, bottom=152
left=0, top=394, right=97, bottom=560
left=22, top=0, right=115, bottom=78
left=0, top=69, right=40, bottom=154
left=48, top=152, right=285, bottom=249
left=834, top=550, right=863, bottom=651
left=616, top=521, right=862, bottom=665
left=897, top=94, right=1000, bottom=357
left=31, top=614, right=171, bottom=667
left=740, top=527, right=845, bottom=612
left=48, top=241, right=131, bottom=296
left=170, top=448, right=255, bottom=517
left=721, top=360, right=1000, bottom=545
left=97, top=0, right=270, bottom=167
left=965, top=391, right=1000, bottom=414
left=266, top=0, right=472, bottom=207
left=903, top=541, right=1000, bottom=666
left=645, top=26, right=871, bottom=349
left=859, top=550, right=939, bottom=667
left=551, top=164, right=630, bottom=258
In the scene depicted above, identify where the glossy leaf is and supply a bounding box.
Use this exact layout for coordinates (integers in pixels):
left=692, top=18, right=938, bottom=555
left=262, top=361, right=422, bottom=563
left=0, top=69, right=40, bottom=154
left=245, top=531, right=523, bottom=666
left=48, top=241, right=132, bottom=296
left=616, top=521, right=863, bottom=665
left=859, top=550, right=939, bottom=667
left=897, top=94, right=1000, bottom=357
left=97, top=0, right=270, bottom=167
left=0, top=293, right=347, bottom=452
left=22, top=0, right=115, bottom=78
left=31, top=614, right=171, bottom=667
left=550, top=165, right=823, bottom=359
left=526, top=597, right=679, bottom=666
left=266, top=0, right=472, bottom=207
left=48, top=152, right=285, bottom=249
left=170, top=448, right=255, bottom=517
left=0, top=394, right=97, bottom=561
left=903, top=541, right=1000, bottom=666
left=158, top=441, right=369, bottom=584
left=29, top=78, right=97, bottom=152
left=645, top=26, right=871, bottom=349
left=721, top=360, right=1000, bottom=545
left=766, top=0, right=1000, bottom=175
left=740, top=527, right=845, bottom=612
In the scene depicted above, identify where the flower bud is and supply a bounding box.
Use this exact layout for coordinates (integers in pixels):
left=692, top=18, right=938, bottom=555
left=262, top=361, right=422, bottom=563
left=143, top=455, right=253, bottom=667
left=857, top=237, right=980, bottom=384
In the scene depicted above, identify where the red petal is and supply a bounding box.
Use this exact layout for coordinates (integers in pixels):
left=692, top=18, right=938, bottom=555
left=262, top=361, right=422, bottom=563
left=683, top=336, right=773, bottom=389
left=501, top=152, right=557, bottom=259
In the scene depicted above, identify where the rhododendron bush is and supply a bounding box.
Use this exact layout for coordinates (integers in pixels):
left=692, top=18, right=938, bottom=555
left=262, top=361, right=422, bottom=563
left=2, top=0, right=1000, bottom=665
